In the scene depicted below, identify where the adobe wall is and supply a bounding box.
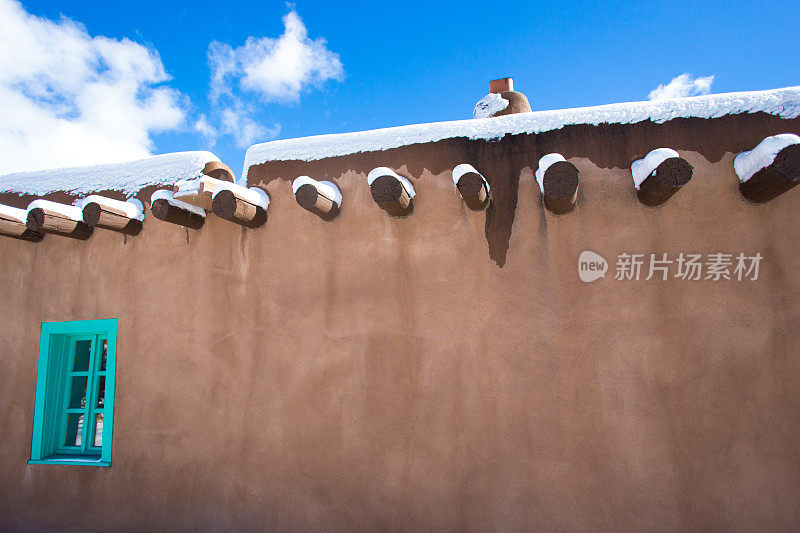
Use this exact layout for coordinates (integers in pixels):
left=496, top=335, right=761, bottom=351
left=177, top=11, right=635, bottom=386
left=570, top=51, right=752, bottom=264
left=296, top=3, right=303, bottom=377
left=1, top=115, right=799, bottom=530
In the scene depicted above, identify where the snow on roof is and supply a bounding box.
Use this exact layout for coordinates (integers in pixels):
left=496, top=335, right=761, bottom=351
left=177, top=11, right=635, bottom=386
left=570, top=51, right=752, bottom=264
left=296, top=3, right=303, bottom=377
left=452, top=163, right=490, bottom=193
left=0, top=203, right=27, bottom=224
left=75, top=195, right=146, bottom=221
left=367, top=167, right=416, bottom=198
left=150, top=189, right=207, bottom=218
left=0, top=151, right=220, bottom=197
left=631, top=148, right=680, bottom=189
left=734, top=133, right=800, bottom=182
left=474, top=93, right=509, bottom=119
left=243, top=86, right=800, bottom=177
left=535, top=154, right=567, bottom=194
left=213, top=181, right=271, bottom=210
left=292, top=176, right=342, bottom=206
left=27, top=199, right=84, bottom=221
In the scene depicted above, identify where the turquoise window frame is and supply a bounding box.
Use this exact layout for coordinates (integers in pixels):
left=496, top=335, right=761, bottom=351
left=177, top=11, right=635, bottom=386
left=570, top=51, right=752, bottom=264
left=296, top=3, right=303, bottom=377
left=29, top=319, right=117, bottom=467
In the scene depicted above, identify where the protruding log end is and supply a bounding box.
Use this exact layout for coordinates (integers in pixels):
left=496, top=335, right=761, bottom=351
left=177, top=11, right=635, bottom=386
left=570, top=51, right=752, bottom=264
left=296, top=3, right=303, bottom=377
left=456, top=173, right=490, bottom=211
left=636, top=157, right=693, bottom=207
left=295, top=184, right=340, bottom=220
left=370, top=175, right=404, bottom=203
left=295, top=183, right=320, bottom=209
left=81, top=202, right=101, bottom=226
left=26, top=208, right=93, bottom=240
left=370, top=175, right=413, bottom=217
left=739, top=144, right=800, bottom=203
left=211, top=189, right=267, bottom=228
left=26, top=208, right=44, bottom=232
left=210, top=190, right=238, bottom=219
left=82, top=202, right=142, bottom=236
left=542, top=161, right=579, bottom=214
left=151, top=199, right=205, bottom=229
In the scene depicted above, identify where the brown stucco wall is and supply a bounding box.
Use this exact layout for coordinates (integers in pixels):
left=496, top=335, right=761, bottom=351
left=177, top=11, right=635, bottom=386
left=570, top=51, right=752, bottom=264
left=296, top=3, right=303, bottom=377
left=1, top=116, right=800, bottom=531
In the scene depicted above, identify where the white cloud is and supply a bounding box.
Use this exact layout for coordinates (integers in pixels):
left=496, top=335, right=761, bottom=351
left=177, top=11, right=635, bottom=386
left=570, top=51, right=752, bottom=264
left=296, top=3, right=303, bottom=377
left=206, top=9, right=343, bottom=146
left=648, top=73, right=715, bottom=101
left=0, top=0, right=186, bottom=173
left=208, top=40, right=237, bottom=104
left=221, top=103, right=281, bottom=148
left=194, top=114, right=217, bottom=146
left=210, top=10, right=343, bottom=103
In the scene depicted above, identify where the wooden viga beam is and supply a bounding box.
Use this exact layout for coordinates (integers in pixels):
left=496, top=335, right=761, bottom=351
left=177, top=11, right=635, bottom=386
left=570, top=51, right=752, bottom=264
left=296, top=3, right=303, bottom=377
left=534, top=154, right=579, bottom=214
left=452, top=164, right=490, bottom=210
left=367, top=167, right=415, bottom=216
left=631, top=148, right=693, bottom=207
left=292, top=176, right=342, bottom=219
left=0, top=204, right=44, bottom=242
left=211, top=183, right=269, bottom=228
left=150, top=190, right=206, bottom=229
left=736, top=133, right=800, bottom=203
left=80, top=196, right=144, bottom=236
left=172, top=175, right=219, bottom=211
left=26, top=200, right=92, bottom=240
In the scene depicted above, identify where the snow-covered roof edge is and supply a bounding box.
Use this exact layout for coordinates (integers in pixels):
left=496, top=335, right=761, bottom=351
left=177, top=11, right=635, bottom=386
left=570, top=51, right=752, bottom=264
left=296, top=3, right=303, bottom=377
left=243, top=86, right=800, bottom=177
left=0, top=151, right=221, bottom=197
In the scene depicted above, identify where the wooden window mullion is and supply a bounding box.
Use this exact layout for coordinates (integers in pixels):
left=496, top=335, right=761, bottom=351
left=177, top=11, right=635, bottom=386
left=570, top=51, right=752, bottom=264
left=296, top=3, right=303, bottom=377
left=56, top=338, right=79, bottom=451
left=81, top=335, right=99, bottom=454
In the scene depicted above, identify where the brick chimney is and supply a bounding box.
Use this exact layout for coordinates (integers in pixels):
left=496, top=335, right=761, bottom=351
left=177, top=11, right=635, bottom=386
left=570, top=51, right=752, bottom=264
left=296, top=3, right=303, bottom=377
left=474, top=77, right=531, bottom=118
left=489, top=77, right=514, bottom=94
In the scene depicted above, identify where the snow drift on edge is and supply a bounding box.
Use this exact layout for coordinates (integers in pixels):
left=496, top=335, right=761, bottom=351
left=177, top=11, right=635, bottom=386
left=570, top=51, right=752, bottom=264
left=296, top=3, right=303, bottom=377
left=0, top=151, right=220, bottom=196
left=244, top=86, right=800, bottom=179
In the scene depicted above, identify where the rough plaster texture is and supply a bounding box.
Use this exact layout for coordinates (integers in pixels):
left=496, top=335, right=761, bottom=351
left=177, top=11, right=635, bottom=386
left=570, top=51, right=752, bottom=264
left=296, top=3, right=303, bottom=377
left=0, top=115, right=799, bottom=531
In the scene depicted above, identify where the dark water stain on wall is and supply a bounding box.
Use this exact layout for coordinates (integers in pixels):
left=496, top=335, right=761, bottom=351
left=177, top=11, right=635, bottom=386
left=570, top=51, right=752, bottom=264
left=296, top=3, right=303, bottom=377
left=465, top=136, right=529, bottom=266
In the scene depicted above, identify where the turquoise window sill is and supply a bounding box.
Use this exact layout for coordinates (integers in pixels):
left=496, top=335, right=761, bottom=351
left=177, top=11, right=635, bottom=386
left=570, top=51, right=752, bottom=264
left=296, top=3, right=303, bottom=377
left=28, top=457, right=110, bottom=467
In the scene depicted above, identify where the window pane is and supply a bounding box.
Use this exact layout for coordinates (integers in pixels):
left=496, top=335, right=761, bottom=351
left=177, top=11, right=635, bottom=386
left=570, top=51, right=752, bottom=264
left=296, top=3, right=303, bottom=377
left=96, top=376, right=105, bottom=408
left=65, top=413, right=84, bottom=447
left=73, top=340, right=91, bottom=371
left=68, top=375, right=88, bottom=409
left=93, top=413, right=103, bottom=447
left=100, top=339, right=107, bottom=371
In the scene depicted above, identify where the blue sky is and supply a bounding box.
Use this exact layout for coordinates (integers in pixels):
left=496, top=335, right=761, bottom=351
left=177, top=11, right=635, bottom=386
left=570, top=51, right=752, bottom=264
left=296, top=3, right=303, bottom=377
left=3, top=0, right=799, bottom=177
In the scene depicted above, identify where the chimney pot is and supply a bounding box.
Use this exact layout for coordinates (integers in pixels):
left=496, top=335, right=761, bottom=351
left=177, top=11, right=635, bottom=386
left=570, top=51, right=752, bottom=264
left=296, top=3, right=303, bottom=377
left=490, top=77, right=513, bottom=93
